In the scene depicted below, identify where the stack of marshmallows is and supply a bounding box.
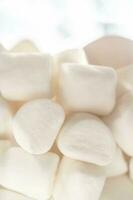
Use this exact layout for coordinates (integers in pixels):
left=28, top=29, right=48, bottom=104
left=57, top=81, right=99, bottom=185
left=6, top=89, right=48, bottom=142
left=0, top=38, right=133, bottom=200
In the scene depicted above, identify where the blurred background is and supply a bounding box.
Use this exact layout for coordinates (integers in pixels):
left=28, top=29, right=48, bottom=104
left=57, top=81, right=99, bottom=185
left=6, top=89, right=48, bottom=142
left=0, top=0, right=133, bottom=53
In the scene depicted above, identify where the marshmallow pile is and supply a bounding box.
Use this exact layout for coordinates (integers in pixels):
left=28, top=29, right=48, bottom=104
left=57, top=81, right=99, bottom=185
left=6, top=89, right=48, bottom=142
left=0, top=37, right=133, bottom=200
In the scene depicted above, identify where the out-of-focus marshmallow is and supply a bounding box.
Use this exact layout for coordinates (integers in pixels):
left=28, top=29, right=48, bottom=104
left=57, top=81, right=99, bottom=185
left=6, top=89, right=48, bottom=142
left=100, top=175, right=133, bottom=200
left=10, top=40, right=39, bottom=52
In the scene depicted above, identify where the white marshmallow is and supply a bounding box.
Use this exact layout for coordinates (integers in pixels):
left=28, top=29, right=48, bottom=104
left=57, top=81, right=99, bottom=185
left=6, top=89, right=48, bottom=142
left=54, top=156, right=106, bottom=200
left=117, top=64, right=133, bottom=97
left=54, top=49, right=88, bottom=93
left=58, top=63, right=117, bottom=115
left=57, top=113, right=116, bottom=166
left=10, top=40, right=39, bottom=52
left=0, top=188, right=33, bottom=200
left=0, top=97, right=12, bottom=136
left=84, top=36, right=133, bottom=68
left=0, top=147, right=60, bottom=199
left=100, top=175, right=133, bottom=200
left=55, top=48, right=88, bottom=65
left=0, top=140, right=11, bottom=154
left=103, top=146, right=128, bottom=177
left=13, top=99, right=65, bottom=154
left=0, top=53, right=53, bottom=100
left=103, top=92, right=133, bottom=156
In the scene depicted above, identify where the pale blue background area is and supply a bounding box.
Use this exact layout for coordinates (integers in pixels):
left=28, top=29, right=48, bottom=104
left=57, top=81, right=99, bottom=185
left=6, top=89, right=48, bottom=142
left=0, top=0, right=132, bottom=52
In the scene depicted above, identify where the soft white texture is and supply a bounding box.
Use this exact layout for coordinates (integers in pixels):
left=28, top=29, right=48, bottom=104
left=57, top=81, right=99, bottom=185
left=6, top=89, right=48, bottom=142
left=0, top=147, right=60, bottom=199
left=58, top=63, right=117, bottom=115
left=13, top=99, right=65, bottom=154
left=54, top=156, right=106, bottom=200
left=0, top=140, right=11, bottom=154
left=57, top=113, right=116, bottom=166
left=55, top=48, right=88, bottom=66
left=0, top=97, right=12, bottom=135
left=117, top=64, right=133, bottom=97
left=10, top=40, right=39, bottom=52
left=0, top=188, right=33, bottom=200
left=100, top=175, right=133, bottom=200
left=103, top=92, right=133, bottom=156
left=103, top=146, right=128, bottom=177
left=0, top=53, right=53, bottom=100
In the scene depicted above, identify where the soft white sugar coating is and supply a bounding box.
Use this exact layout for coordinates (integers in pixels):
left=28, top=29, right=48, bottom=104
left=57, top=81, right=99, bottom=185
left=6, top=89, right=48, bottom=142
left=85, top=36, right=133, bottom=68
left=117, top=64, right=133, bottom=97
left=54, top=49, right=88, bottom=93
left=100, top=175, right=133, bottom=200
left=0, top=53, right=53, bottom=101
left=57, top=113, right=116, bottom=166
left=0, top=140, right=11, bottom=154
left=103, top=92, right=133, bottom=156
left=10, top=40, right=39, bottom=52
left=0, top=147, right=60, bottom=199
left=54, top=156, right=106, bottom=200
left=58, top=63, right=117, bottom=115
left=103, top=146, right=128, bottom=177
left=13, top=99, right=65, bottom=154
left=55, top=48, right=88, bottom=66
left=0, top=188, right=33, bottom=200
left=0, top=97, right=12, bottom=135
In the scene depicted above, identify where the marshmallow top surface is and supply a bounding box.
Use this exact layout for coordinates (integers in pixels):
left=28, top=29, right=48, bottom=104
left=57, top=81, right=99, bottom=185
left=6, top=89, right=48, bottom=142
left=58, top=63, right=117, bottom=115
left=0, top=53, right=53, bottom=101
left=57, top=113, right=116, bottom=166
left=54, top=156, right=106, bottom=200
left=100, top=175, right=133, bottom=200
left=0, top=147, right=59, bottom=199
left=13, top=99, right=65, bottom=154
left=103, top=92, right=133, bottom=156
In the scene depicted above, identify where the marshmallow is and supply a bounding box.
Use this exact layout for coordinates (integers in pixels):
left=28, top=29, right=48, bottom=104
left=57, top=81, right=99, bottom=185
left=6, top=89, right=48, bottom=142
left=55, top=48, right=88, bottom=65
left=84, top=36, right=133, bottom=68
left=10, top=40, right=39, bottom=52
left=117, top=64, right=133, bottom=97
left=0, top=97, right=12, bottom=136
left=0, top=53, right=53, bottom=100
left=103, top=146, right=128, bottom=177
left=13, top=99, right=65, bottom=154
left=0, top=188, right=33, bottom=200
left=100, top=175, right=133, bottom=200
left=103, top=92, right=133, bottom=156
left=58, top=63, right=117, bottom=115
left=0, top=147, right=60, bottom=199
left=57, top=113, right=116, bottom=166
left=0, top=140, right=11, bottom=154
left=54, top=156, right=106, bottom=200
